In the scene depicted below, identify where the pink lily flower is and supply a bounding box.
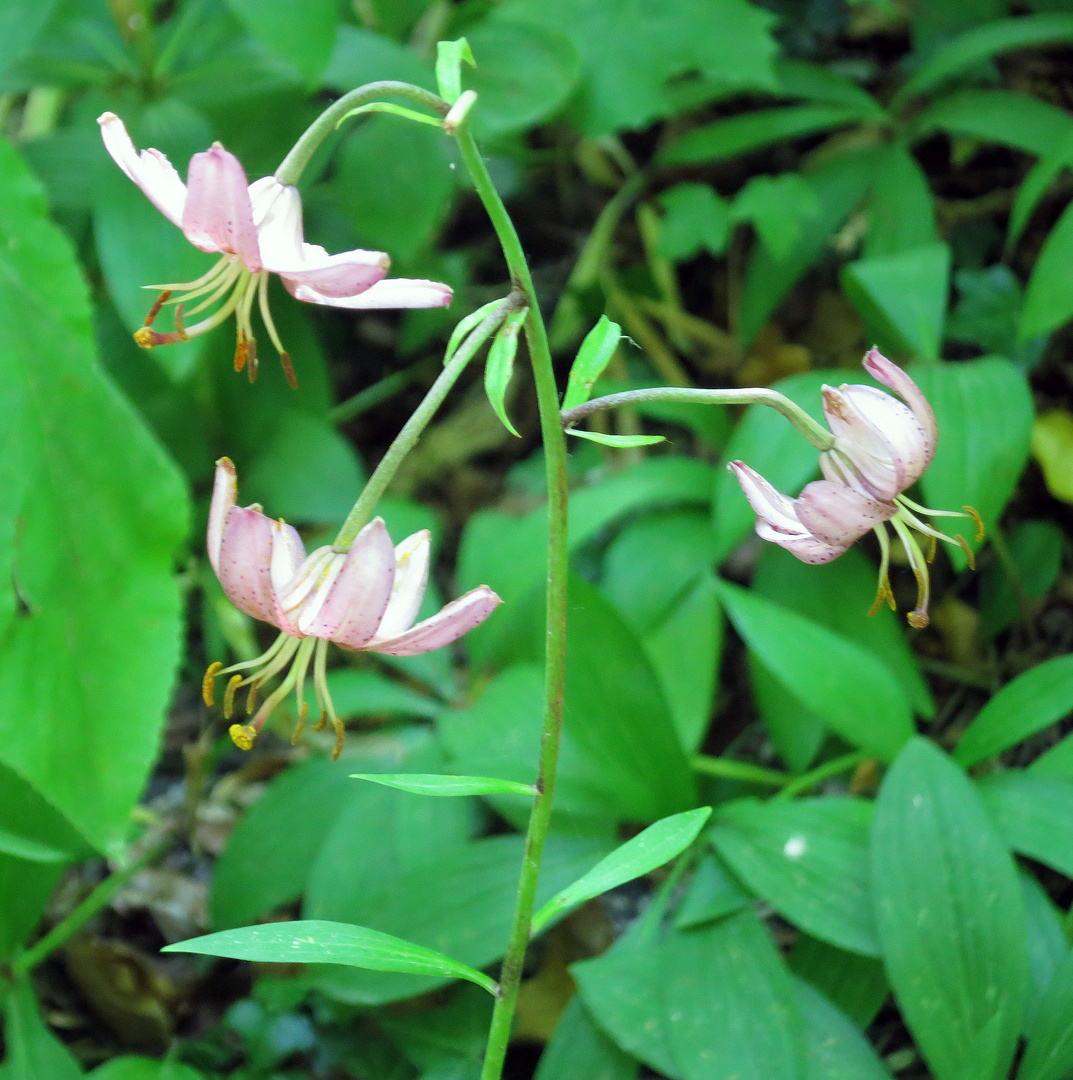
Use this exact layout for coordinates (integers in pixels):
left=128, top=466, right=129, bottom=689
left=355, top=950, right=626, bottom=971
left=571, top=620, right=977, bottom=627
left=730, top=349, right=982, bottom=628
left=203, top=458, right=501, bottom=757
left=98, top=112, right=453, bottom=387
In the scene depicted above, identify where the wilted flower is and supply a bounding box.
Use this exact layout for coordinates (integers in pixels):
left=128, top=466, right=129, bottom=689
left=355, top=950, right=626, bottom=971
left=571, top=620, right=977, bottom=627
left=730, top=349, right=982, bottom=628
left=203, top=458, right=501, bottom=757
left=98, top=113, right=452, bottom=387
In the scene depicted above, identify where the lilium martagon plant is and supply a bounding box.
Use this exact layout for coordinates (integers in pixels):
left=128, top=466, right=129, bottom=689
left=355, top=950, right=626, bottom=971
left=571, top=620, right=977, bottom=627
left=730, top=348, right=983, bottom=629
left=98, top=113, right=453, bottom=387
left=203, top=458, right=501, bottom=759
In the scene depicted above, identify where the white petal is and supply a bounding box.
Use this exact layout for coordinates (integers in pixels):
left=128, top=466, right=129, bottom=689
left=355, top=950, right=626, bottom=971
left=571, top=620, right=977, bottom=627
left=364, top=586, right=502, bottom=656
left=727, top=461, right=805, bottom=534
left=98, top=112, right=186, bottom=227
left=372, top=530, right=431, bottom=641
left=207, top=457, right=237, bottom=573
left=289, top=277, right=453, bottom=309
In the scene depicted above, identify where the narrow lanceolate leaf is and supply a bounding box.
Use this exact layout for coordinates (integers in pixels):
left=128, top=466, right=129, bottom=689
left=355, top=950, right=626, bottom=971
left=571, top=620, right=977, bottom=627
left=0, top=828, right=68, bottom=863
left=567, top=429, right=666, bottom=448
left=162, top=920, right=498, bottom=995
left=531, top=807, right=712, bottom=936
left=350, top=773, right=537, bottom=798
left=955, top=655, right=1073, bottom=768
left=436, top=37, right=475, bottom=105
left=444, top=298, right=503, bottom=365
left=562, top=315, right=623, bottom=410
left=871, top=738, right=1029, bottom=1080
left=485, top=307, right=528, bottom=437
left=1018, top=947, right=1073, bottom=1080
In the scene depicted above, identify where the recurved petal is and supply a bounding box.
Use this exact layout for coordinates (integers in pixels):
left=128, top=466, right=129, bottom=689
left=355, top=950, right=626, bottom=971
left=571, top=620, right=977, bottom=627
left=98, top=112, right=186, bottom=227
left=274, top=246, right=390, bottom=297
left=182, top=143, right=262, bottom=270
left=216, top=506, right=279, bottom=625
left=795, top=480, right=895, bottom=547
left=304, top=518, right=396, bottom=648
left=863, top=346, right=937, bottom=462
left=727, top=460, right=805, bottom=534
left=822, top=385, right=907, bottom=500
left=207, top=457, right=238, bottom=573
left=289, top=277, right=453, bottom=309
left=372, top=530, right=432, bottom=641
left=362, top=586, right=502, bottom=656
left=755, top=519, right=851, bottom=565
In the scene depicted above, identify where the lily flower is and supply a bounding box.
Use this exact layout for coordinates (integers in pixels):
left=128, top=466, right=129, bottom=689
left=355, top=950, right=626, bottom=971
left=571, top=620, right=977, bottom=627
left=98, top=113, right=453, bottom=387
left=730, top=349, right=982, bottom=628
left=203, top=458, right=501, bottom=757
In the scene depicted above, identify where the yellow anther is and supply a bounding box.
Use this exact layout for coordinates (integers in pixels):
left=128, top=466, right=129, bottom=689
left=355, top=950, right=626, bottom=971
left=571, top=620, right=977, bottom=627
left=868, top=579, right=896, bottom=618
left=925, top=535, right=937, bottom=563
left=229, top=724, right=257, bottom=751
left=956, top=535, right=976, bottom=571
left=331, top=717, right=345, bottom=762
left=291, top=702, right=309, bottom=746
left=174, top=303, right=189, bottom=341
left=234, top=330, right=248, bottom=373
left=246, top=680, right=260, bottom=715
left=223, top=673, right=243, bottom=719
left=134, top=326, right=157, bottom=349
left=907, top=610, right=929, bottom=629
left=963, top=505, right=985, bottom=542
left=202, top=661, right=223, bottom=707
left=313, top=710, right=329, bottom=733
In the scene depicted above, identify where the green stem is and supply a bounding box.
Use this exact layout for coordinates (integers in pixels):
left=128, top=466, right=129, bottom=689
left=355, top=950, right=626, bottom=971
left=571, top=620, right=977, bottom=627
left=691, top=753, right=788, bottom=788
left=275, top=81, right=449, bottom=187
left=774, top=751, right=867, bottom=801
left=452, top=121, right=571, bottom=1080
left=334, top=294, right=522, bottom=549
left=562, top=387, right=836, bottom=451
left=12, top=839, right=171, bottom=977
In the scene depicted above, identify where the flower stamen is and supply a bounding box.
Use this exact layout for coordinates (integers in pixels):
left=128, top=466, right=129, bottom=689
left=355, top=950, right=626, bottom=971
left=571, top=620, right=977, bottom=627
left=868, top=525, right=897, bottom=617
left=890, top=515, right=931, bottom=629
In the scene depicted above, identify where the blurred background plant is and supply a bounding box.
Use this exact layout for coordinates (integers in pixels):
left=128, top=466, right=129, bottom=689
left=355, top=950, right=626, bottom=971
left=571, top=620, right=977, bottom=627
left=1, top=0, right=1073, bottom=1077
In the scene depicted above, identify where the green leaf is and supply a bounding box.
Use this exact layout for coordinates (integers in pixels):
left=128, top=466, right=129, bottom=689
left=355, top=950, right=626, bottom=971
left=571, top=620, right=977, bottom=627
left=323, top=26, right=435, bottom=92
left=531, top=808, right=712, bottom=935
left=563, top=315, right=623, bottom=411
left=435, top=38, right=474, bottom=105
left=655, top=183, right=731, bottom=261
left=977, top=772, right=1073, bottom=880
left=500, top=0, right=778, bottom=136
left=871, top=738, right=1029, bottom=1080
left=351, top=773, right=536, bottom=798
left=947, top=265, right=1042, bottom=367
left=865, top=143, right=938, bottom=258
left=484, top=307, right=527, bottom=437
left=1008, top=130, right=1073, bottom=248
left=955, top=656, right=1073, bottom=768
left=674, top=850, right=750, bottom=929
left=914, top=357, right=1034, bottom=562
left=4, top=978, right=82, bottom=1080
left=1018, top=945, right=1073, bottom=1080
left=311, top=667, right=443, bottom=722
left=893, top=15, right=1073, bottom=109
left=660, top=104, right=870, bottom=165
left=535, top=997, right=639, bottom=1080
left=715, top=580, right=914, bottom=762
left=662, top=910, right=807, bottom=1080
left=0, top=138, right=188, bottom=853
left=465, top=19, right=580, bottom=137
left=1021, top=869, right=1067, bottom=1031
left=732, top=173, right=819, bottom=261
left=444, top=298, right=504, bottom=365
left=88, top=1057, right=204, bottom=1080
left=911, top=89, right=1073, bottom=156
left=0, top=853, right=65, bottom=962
left=226, top=0, right=337, bottom=85
left=0, top=0, right=59, bottom=81
left=712, top=370, right=829, bottom=559
left=567, top=429, right=665, bottom=447
left=1021, top=198, right=1073, bottom=340
left=794, top=978, right=894, bottom=1080
left=788, top=933, right=889, bottom=1030
left=841, top=243, right=950, bottom=361
left=0, top=829, right=67, bottom=864
left=713, top=798, right=879, bottom=956
left=163, top=920, right=498, bottom=995
left=775, top=59, right=885, bottom=115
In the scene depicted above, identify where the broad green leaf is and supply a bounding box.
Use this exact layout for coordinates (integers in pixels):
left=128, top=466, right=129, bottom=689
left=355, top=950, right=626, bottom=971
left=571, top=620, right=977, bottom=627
left=535, top=997, right=638, bottom=1080
left=733, top=173, right=819, bottom=261
left=323, top=25, right=434, bottom=92
left=712, top=798, right=879, bottom=956
left=351, top=774, right=536, bottom=798
left=914, top=357, right=1034, bottom=563
left=715, top=580, right=914, bottom=762
left=563, top=315, right=623, bottom=411
left=311, top=834, right=611, bottom=1004
left=662, top=910, right=807, bottom=1080
left=871, top=738, right=1029, bottom=1080
left=751, top=657, right=827, bottom=774
left=979, top=520, right=1064, bottom=638
left=0, top=856, right=64, bottom=962
left=163, top=920, right=498, bottom=995
left=444, top=299, right=505, bottom=366
left=0, top=0, right=58, bottom=80
left=309, top=667, right=442, bottom=722
left=435, top=38, right=474, bottom=104
left=484, top=307, right=526, bottom=437
left=712, top=370, right=828, bottom=559
left=977, top=772, right=1073, bottom=879
left=532, top=808, right=713, bottom=934
left=4, top=978, right=82, bottom=1080
left=1021, top=200, right=1073, bottom=341
left=794, top=978, right=894, bottom=1080
left=894, top=15, right=1073, bottom=109
left=660, top=104, right=870, bottom=165
left=568, top=429, right=665, bottom=447
left=1019, top=945, right=1073, bottom=1080
left=775, top=59, right=885, bottom=115
left=841, top=243, right=950, bottom=361
left=88, top=1058, right=204, bottom=1080
left=656, top=183, right=731, bottom=260
left=911, top=89, right=1073, bottom=156
left=500, top=0, right=777, bottom=136
left=865, top=143, right=938, bottom=258
left=465, top=19, right=580, bottom=137
left=377, top=985, right=490, bottom=1077
left=788, top=933, right=888, bottom=1030
left=0, top=138, right=188, bottom=853
left=956, top=656, right=1073, bottom=767
left=947, top=265, right=1039, bottom=364
left=0, top=829, right=67, bottom=863
left=674, top=850, right=750, bottom=929
left=1009, top=131, right=1073, bottom=247
left=1032, top=411, right=1073, bottom=504
left=226, top=0, right=337, bottom=85
left=1021, top=869, right=1068, bottom=1031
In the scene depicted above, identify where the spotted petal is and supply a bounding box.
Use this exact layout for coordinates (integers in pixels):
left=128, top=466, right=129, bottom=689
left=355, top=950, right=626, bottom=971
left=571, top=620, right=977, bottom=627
left=795, top=480, right=895, bottom=547
left=364, top=586, right=502, bottom=656
left=217, top=507, right=279, bottom=625
left=863, top=346, right=937, bottom=464
left=182, top=144, right=262, bottom=270
left=372, top=530, right=432, bottom=641
left=289, top=277, right=453, bottom=309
